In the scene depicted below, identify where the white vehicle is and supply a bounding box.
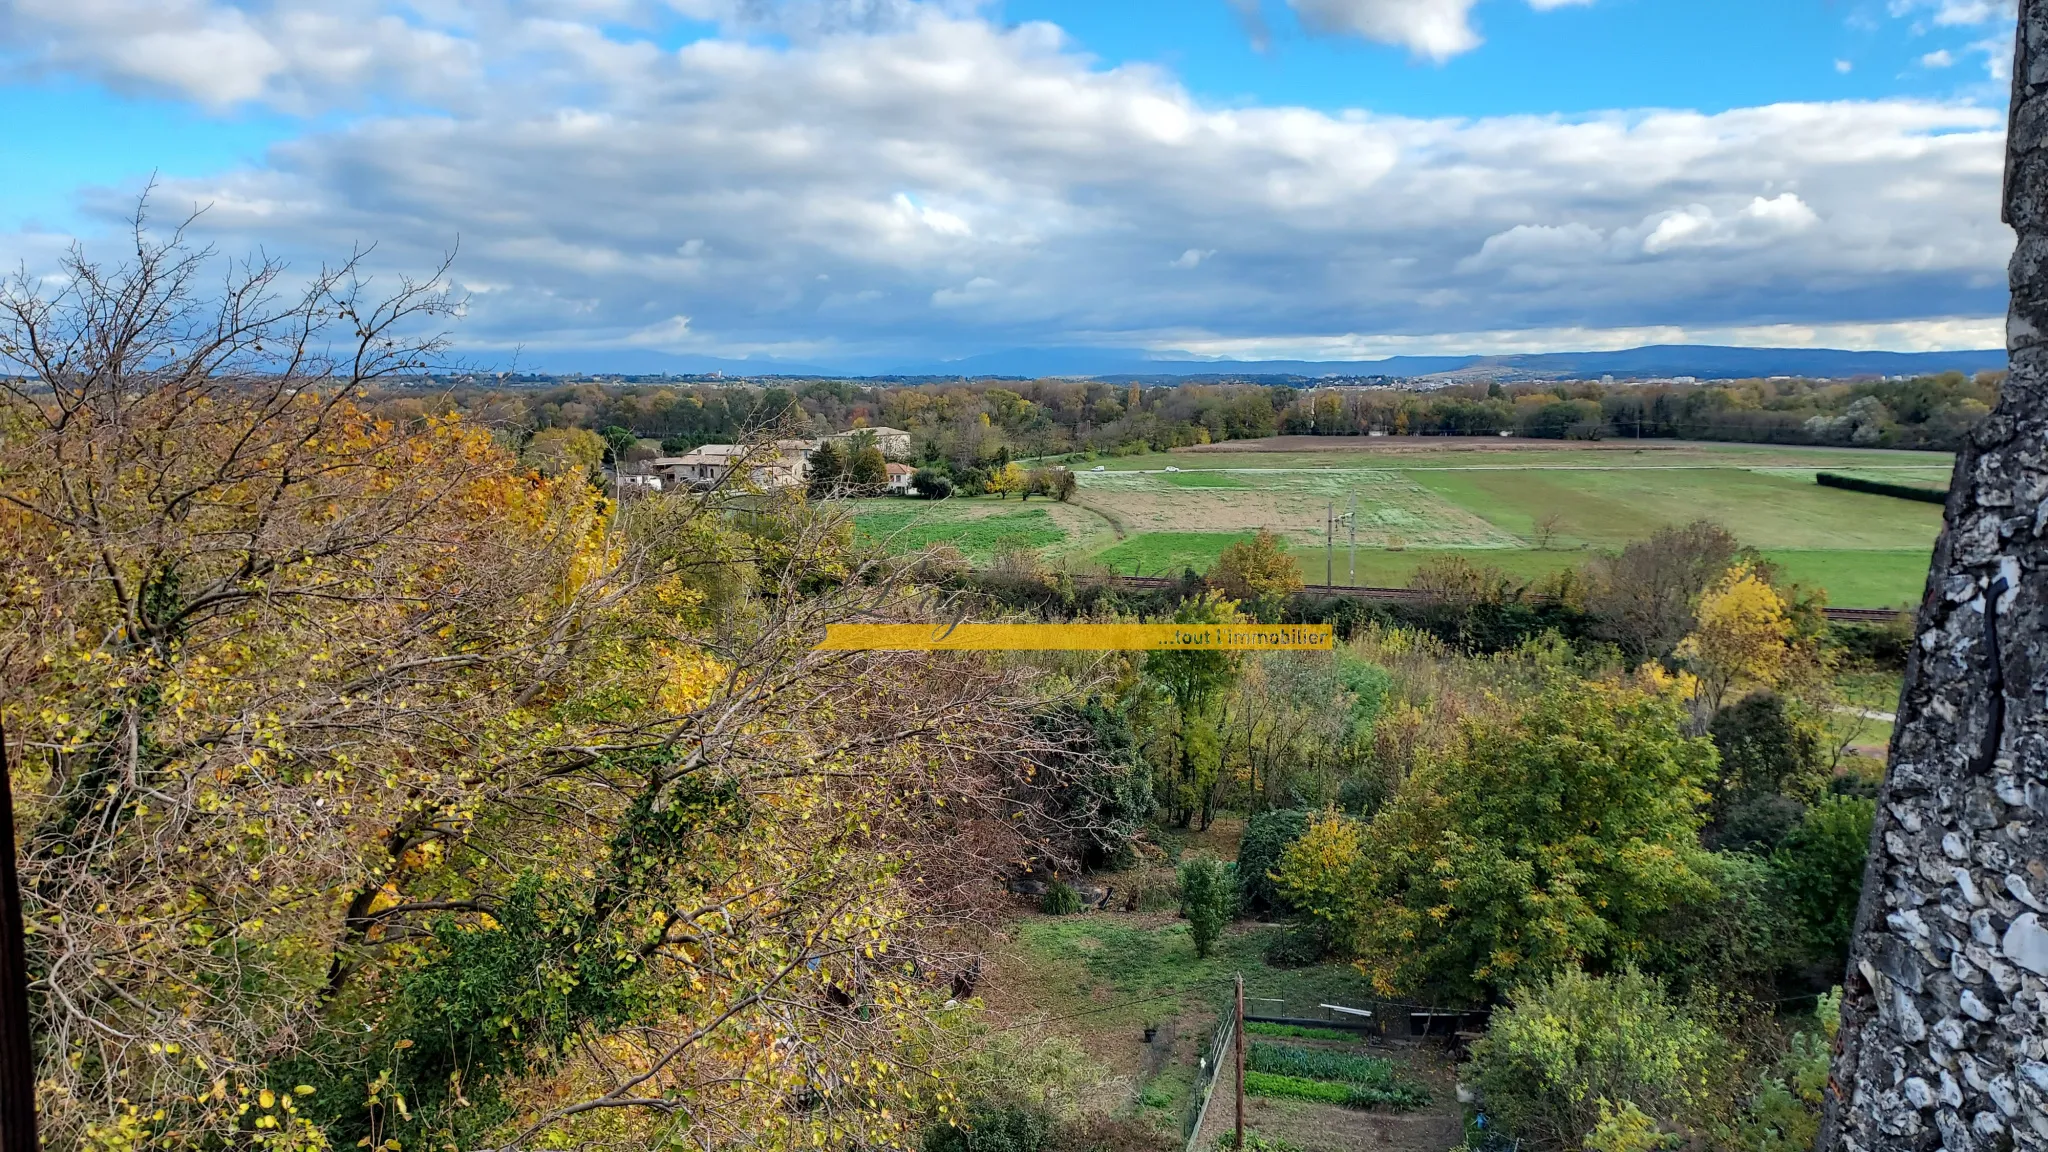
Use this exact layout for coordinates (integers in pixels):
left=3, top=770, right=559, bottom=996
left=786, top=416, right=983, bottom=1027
left=1091, top=465, right=1105, bottom=471
left=1164, top=466, right=1180, bottom=472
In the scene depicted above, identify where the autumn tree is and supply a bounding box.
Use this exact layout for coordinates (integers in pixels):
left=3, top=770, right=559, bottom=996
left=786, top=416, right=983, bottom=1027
left=1583, top=521, right=1743, bottom=661
left=1281, top=674, right=1719, bottom=1003
left=1675, top=562, right=1823, bottom=713
left=0, top=216, right=1095, bottom=1151
left=985, top=461, right=1026, bottom=500
left=1207, top=529, right=1301, bottom=619
left=524, top=425, right=607, bottom=477
left=1138, top=594, right=1241, bottom=828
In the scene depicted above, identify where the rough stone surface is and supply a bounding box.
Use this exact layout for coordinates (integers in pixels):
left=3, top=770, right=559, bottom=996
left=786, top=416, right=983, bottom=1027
left=1822, top=6, right=2048, bottom=1146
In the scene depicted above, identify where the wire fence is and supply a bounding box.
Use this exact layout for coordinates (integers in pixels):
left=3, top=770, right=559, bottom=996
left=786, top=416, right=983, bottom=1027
left=1181, top=1011, right=1236, bottom=1152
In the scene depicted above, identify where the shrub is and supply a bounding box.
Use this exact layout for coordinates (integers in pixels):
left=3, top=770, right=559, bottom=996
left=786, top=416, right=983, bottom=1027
left=1062, top=1116, right=1177, bottom=1152
left=1177, top=855, right=1235, bottom=959
left=1582, top=1101, right=1677, bottom=1152
left=1260, top=925, right=1323, bottom=968
left=1826, top=616, right=1912, bottom=669
left=1469, top=968, right=1731, bottom=1150
left=925, top=1103, right=1056, bottom=1152
left=912, top=468, right=954, bottom=499
left=1235, top=808, right=1311, bottom=915
left=1041, top=880, right=1085, bottom=916
left=1771, top=795, right=1876, bottom=964
left=1707, top=691, right=1829, bottom=830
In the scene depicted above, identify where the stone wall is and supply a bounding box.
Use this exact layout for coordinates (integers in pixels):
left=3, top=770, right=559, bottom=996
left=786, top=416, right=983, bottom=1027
left=1822, top=4, right=2048, bottom=1147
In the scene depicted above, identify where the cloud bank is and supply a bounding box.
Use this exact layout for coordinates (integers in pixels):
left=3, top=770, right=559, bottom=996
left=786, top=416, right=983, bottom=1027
left=0, top=0, right=2016, bottom=363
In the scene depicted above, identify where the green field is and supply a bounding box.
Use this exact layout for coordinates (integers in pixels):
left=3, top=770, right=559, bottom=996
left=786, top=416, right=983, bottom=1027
left=1069, top=440, right=1948, bottom=607
left=852, top=503, right=1068, bottom=561
left=851, top=441, right=1950, bottom=606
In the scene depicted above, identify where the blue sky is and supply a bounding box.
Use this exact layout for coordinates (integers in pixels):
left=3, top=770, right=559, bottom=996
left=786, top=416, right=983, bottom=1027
left=1003, top=0, right=2003, bottom=117
left=0, top=0, right=2019, bottom=367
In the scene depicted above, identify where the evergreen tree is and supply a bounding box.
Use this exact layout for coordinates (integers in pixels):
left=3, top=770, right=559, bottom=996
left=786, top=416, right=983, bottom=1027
left=807, top=438, right=845, bottom=496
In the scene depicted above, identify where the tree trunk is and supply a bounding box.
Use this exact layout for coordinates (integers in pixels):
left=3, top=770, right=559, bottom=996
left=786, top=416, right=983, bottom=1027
left=1823, top=6, right=2048, bottom=1147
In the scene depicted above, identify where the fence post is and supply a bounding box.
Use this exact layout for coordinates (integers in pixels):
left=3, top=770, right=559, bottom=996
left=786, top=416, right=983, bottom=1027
left=1233, top=974, right=1244, bottom=1152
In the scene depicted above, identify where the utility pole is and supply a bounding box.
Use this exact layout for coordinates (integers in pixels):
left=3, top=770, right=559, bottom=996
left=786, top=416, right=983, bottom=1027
left=1233, top=973, right=1245, bottom=1152
left=1347, top=495, right=1357, bottom=586
left=1325, top=502, right=1333, bottom=588
left=0, top=718, right=36, bottom=1152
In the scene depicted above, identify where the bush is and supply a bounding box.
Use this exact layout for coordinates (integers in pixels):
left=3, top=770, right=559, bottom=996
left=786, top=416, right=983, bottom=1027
left=1771, top=795, right=1876, bottom=965
left=1041, top=880, right=1085, bottom=916
left=1062, top=1116, right=1177, bottom=1152
left=1707, top=691, right=1829, bottom=829
left=925, top=1103, right=1056, bottom=1152
left=1235, top=809, right=1311, bottom=915
left=1469, top=968, right=1731, bottom=1150
left=1826, top=616, right=1913, bottom=669
left=1261, top=925, right=1324, bottom=968
left=912, top=468, right=954, bottom=499
left=1177, top=855, right=1235, bottom=959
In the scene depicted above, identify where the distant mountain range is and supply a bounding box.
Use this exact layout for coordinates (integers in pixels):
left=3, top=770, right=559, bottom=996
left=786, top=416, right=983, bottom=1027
left=472, top=344, right=2006, bottom=382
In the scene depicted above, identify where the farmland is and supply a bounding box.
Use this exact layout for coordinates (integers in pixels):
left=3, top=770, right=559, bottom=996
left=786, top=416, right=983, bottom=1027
left=853, top=438, right=1949, bottom=607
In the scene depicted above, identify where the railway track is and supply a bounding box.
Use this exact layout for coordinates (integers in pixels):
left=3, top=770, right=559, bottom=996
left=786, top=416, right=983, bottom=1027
left=1103, top=575, right=1907, bottom=624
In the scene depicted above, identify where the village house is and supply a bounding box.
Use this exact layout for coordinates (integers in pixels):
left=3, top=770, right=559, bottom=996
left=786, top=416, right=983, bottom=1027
left=830, top=426, right=913, bottom=457
left=652, top=440, right=815, bottom=491
left=884, top=462, right=916, bottom=494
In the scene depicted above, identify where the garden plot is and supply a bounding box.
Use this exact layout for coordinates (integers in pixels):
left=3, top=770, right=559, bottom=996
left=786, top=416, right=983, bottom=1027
left=1187, top=1030, right=1461, bottom=1152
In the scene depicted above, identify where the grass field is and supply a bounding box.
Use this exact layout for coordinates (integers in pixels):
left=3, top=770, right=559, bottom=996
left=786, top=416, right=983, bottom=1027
left=850, top=498, right=1109, bottom=561
left=1070, top=439, right=1949, bottom=607
left=848, top=440, right=1949, bottom=606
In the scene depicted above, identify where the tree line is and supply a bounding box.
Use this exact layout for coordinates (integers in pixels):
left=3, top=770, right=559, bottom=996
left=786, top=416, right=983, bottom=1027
left=389, top=368, right=1998, bottom=488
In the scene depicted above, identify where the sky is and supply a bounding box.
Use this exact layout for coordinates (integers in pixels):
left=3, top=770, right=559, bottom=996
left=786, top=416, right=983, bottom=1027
left=0, top=0, right=2023, bottom=369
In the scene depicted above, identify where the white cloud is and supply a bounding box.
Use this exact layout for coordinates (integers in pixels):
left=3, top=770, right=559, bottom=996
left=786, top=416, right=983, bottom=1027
left=1164, top=316, right=2006, bottom=360
left=1283, top=0, right=1591, bottom=61
left=1836, top=58, right=1854, bottom=73
left=0, top=0, right=482, bottom=110
left=0, top=4, right=2016, bottom=361
left=1922, top=48, right=1956, bottom=67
